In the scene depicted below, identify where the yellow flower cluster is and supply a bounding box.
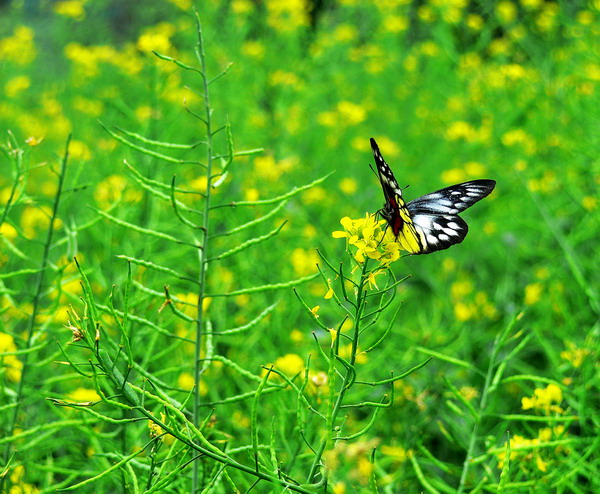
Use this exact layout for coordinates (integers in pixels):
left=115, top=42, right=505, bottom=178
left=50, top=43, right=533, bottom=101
left=54, top=0, right=87, bottom=20
left=495, top=425, right=568, bottom=472
left=521, top=383, right=564, bottom=414
left=64, top=42, right=143, bottom=79
left=332, top=214, right=402, bottom=265
left=0, top=26, right=36, bottom=65
left=0, top=332, right=23, bottom=382
left=450, top=278, right=497, bottom=322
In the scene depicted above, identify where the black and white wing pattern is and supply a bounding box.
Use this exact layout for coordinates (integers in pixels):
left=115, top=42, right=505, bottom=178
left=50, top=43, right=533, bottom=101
left=406, top=180, right=496, bottom=254
left=370, top=137, right=496, bottom=254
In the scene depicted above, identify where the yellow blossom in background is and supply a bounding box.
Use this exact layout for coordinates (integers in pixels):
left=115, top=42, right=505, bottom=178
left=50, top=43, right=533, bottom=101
left=302, top=186, right=326, bottom=204
left=489, top=38, right=511, bottom=56
left=524, top=282, right=543, bottom=305
left=5, top=75, right=30, bottom=98
left=466, top=13, right=484, bottom=30
left=72, top=96, right=104, bottom=117
left=69, top=140, right=92, bottom=160
left=21, top=206, right=62, bottom=239
left=274, top=353, right=305, bottom=376
left=337, top=101, right=367, bottom=125
left=582, top=196, right=597, bottom=211
left=521, top=0, right=543, bottom=9
left=232, top=0, right=254, bottom=14
left=446, top=121, right=477, bottom=142
left=269, top=70, right=301, bottom=87
left=0, top=222, right=18, bottom=240
left=521, top=383, right=564, bottom=414
left=241, top=40, right=265, bottom=59
left=266, top=0, right=309, bottom=32
left=380, top=445, right=409, bottom=463
left=441, top=168, right=467, bottom=184
left=496, top=1, right=517, bottom=23
left=178, top=372, right=195, bottom=390
left=94, top=175, right=127, bottom=207
left=459, top=386, right=478, bottom=401
left=244, top=188, right=259, bottom=201
left=0, top=332, right=22, bottom=382
left=454, top=302, right=475, bottom=321
left=383, top=15, right=409, bottom=33
left=333, top=24, right=358, bottom=42
left=0, top=26, right=37, bottom=65
left=560, top=341, right=591, bottom=368
left=536, top=3, right=559, bottom=32
left=451, top=279, right=473, bottom=299
left=175, top=292, right=211, bottom=318
left=464, top=161, right=487, bottom=176
left=166, top=0, right=192, bottom=10
left=338, top=344, right=368, bottom=364
left=317, top=111, right=337, bottom=127
left=339, top=177, right=358, bottom=195
left=137, top=22, right=176, bottom=54
left=290, top=248, right=319, bottom=276
left=68, top=387, right=100, bottom=402
left=54, top=0, right=86, bottom=20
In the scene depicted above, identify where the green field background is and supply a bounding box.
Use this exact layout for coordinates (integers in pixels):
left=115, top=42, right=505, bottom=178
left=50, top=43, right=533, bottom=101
left=1, top=0, right=598, bottom=492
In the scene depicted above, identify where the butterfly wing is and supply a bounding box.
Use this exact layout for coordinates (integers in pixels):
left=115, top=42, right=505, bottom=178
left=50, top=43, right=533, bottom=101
left=370, top=138, right=424, bottom=254
left=406, top=180, right=496, bottom=253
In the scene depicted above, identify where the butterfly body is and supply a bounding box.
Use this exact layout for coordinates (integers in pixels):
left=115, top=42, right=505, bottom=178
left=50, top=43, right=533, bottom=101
left=370, top=137, right=495, bottom=254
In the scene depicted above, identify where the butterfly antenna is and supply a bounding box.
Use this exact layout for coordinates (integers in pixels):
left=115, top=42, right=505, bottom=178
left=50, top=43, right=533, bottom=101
left=369, top=164, right=378, bottom=178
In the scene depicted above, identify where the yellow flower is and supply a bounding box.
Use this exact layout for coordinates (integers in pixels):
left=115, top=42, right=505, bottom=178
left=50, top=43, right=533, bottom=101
left=0, top=26, right=37, bottom=65
left=69, top=140, right=92, bottom=160
left=521, top=383, right=564, bottom=414
left=0, top=332, right=22, bottom=382
left=21, top=206, right=62, bottom=239
left=241, top=40, right=265, bottom=59
left=560, top=341, right=591, bottom=368
left=310, top=305, right=320, bottom=318
left=459, top=386, right=479, bottom=401
left=274, top=353, right=305, bottom=376
left=149, top=412, right=168, bottom=438
left=291, top=248, right=319, bottom=276
left=380, top=445, right=409, bottom=463
left=339, top=177, right=358, bottom=195
left=54, top=0, right=86, bottom=20
left=524, top=282, right=543, bottom=305
left=454, top=302, right=475, bottom=321
left=441, top=168, right=467, bottom=184
left=178, top=372, right=195, bottom=391
left=333, top=24, right=358, bottom=41
left=466, top=13, right=484, bottom=30
left=137, top=23, right=176, bottom=54
left=383, top=15, right=409, bottom=33
left=0, top=222, right=18, bottom=240
left=269, top=70, right=301, bottom=87
left=496, top=1, right=517, bottom=23
left=445, top=121, right=477, bottom=141
left=582, top=196, right=597, bottom=211
left=5, top=75, right=30, bottom=98
left=68, top=387, right=101, bottom=402
left=332, top=214, right=402, bottom=264
left=337, top=101, right=367, bottom=125
left=324, top=279, right=334, bottom=299
left=266, top=0, right=309, bottom=32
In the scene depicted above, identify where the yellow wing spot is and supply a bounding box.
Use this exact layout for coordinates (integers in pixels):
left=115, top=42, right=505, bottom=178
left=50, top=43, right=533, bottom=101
left=398, top=203, right=423, bottom=254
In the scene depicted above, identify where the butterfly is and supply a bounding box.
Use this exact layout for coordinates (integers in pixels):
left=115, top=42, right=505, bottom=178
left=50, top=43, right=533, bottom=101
left=370, top=137, right=496, bottom=255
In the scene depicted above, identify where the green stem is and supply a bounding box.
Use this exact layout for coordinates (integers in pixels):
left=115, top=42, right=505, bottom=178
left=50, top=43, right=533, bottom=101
left=1, top=136, right=70, bottom=489
left=193, top=11, right=212, bottom=493
left=306, top=259, right=370, bottom=483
